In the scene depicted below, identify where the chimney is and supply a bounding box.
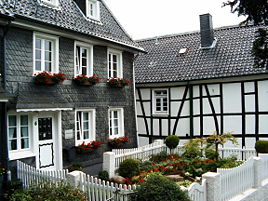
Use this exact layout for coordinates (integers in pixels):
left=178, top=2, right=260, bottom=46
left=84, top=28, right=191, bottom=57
left=199, top=13, right=216, bottom=49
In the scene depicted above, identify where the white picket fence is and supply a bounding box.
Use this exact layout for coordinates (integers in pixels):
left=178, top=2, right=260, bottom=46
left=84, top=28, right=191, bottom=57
left=113, top=140, right=166, bottom=169
left=108, top=140, right=256, bottom=172
left=78, top=172, right=136, bottom=201
left=218, top=147, right=256, bottom=161
left=218, top=157, right=255, bottom=201
left=187, top=179, right=207, bottom=201
left=17, top=161, right=135, bottom=201
left=17, top=160, right=68, bottom=188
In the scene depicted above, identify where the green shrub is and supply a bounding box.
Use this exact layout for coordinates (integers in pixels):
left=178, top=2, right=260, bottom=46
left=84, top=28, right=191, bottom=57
left=98, top=170, right=109, bottom=181
left=118, top=158, right=140, bottom=178
left=3, top=179, right=23, bottom=201
left=10, top=182, right=86, bottom=201
left=205, top=148, right=219, bottom=160
left=131, top=174, right=191, bottom=201
left=255, top=140, right=268, bottom=153
left=165, top=135, right=179, bottom=152
left=181, top=138, right=202, bottom=159
left=149, top=151, right=169, bottom=162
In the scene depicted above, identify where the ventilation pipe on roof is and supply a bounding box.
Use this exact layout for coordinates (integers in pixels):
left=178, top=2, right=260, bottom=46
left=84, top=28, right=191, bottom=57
left=199, top=13, right=217, bottom=49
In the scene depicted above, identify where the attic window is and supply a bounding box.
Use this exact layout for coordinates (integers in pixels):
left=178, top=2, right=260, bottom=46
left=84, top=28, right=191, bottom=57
left=41, top=0, right=59, bottom=7
left=86, top=0, right=100, bottom=21
left=177, top=48, right=189, bottom=56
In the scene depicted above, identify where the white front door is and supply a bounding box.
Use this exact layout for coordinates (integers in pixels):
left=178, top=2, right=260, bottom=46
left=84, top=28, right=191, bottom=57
left=36, top=114, right=57, bottom=170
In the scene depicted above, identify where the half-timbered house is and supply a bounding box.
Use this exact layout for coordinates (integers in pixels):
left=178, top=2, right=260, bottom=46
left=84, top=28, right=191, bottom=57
left=135, top=14, right=268, bottom=148
left=0, top=0, right=143, bottom=173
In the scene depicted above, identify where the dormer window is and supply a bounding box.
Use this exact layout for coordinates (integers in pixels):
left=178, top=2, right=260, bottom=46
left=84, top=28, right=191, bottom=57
left=86, top=0, right=100, bottom=20
left=41, top=0, right=59, bottom=7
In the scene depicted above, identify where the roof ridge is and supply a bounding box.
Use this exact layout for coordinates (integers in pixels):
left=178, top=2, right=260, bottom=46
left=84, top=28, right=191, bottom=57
left=135, top=24, right=257, bottom=43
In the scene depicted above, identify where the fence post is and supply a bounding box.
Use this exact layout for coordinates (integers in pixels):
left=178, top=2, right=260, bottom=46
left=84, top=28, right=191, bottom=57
left=67, top=171, right=83, bottom=187
left=103, top=151, right=115, bottom=178
left=202, top=172, right=221, bottom=201
left=253, top=157, right=262, bottom=188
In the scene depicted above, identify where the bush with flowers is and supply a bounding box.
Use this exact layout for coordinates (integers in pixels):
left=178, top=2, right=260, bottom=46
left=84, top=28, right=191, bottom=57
left=107, top=77, right=130, bottom=87
left=75, top=140, right=104, bottom=154
left=73, top=74, right=101, bottom=85
left=34, top=71, right=66, bottom=85
left=108, top=136, right=129, bottom=148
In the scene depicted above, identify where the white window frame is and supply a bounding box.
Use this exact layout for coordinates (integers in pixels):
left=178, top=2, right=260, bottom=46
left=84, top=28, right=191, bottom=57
left=75, top=109, right=96, bottom=146
left=109, top=108, right=124, bottom=138
left=41, top=0, right=59, bottom=7
left=7, top=113, right=35, bottom=160
left=107, top=48, right=123, bottom=78
left=74, top=41, right=93, bottom=77
left=152, top=89, right=169, bottom=115
left=86, top=0, right=100, bottom=20
left=33, top=32, right=59, bottom=75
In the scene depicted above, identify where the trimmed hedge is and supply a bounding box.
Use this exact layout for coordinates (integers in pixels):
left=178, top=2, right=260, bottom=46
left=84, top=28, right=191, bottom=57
left=165, top=135, right=180, bottom=150
left=255, top=140, right=268, bottom=153
left=131, top=174, right=191, bottom=201
left=118, top=158, right=140, bottom=178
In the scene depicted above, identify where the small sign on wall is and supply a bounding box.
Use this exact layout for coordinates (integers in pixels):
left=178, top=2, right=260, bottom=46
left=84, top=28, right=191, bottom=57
left=64, top=129, right=74, bottom=140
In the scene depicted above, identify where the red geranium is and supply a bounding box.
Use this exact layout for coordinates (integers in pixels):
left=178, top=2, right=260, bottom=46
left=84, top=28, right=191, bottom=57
left=34, top=71, right=66, bottom=85
left=108, top=136, right=129, bottom=148
left=107, top=77, right=130, bottom=87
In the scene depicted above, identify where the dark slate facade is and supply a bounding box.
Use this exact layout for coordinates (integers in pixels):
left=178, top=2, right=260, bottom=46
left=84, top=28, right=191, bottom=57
left=0, top=0, right=142, bottom=174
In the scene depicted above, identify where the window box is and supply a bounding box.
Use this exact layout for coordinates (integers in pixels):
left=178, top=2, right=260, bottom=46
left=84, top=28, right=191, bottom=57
left=107, top=77, right=130, bottom=88
left=75, top=141, right=104, bottom=154
left=108, top=136, right=129, bottom=148
left=34, top=71, right=66, bottom=85
left=73, top=74, right=101, bottom=86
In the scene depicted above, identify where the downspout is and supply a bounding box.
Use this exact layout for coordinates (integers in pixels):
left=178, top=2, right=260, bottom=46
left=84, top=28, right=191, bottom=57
left=133, top=53, right=140, bottom=147
left=1, top=19, right=12, bottom=189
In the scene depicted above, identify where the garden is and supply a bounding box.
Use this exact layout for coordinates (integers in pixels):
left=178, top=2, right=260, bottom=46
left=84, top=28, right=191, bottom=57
left=6, top=135, right=268, bottom=201
left=109, top=133, right=243, bottom=187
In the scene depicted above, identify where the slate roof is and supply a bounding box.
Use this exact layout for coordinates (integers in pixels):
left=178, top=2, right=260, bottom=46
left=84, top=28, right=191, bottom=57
left=135, top=25, right=268, bottom=84
left=0, top=0, right=143, bottom=51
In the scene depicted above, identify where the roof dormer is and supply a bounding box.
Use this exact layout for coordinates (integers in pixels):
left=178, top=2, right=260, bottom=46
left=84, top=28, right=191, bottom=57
left=86, top=0, right=100, bottom=20
left=74, top=0, right=100, bottom=21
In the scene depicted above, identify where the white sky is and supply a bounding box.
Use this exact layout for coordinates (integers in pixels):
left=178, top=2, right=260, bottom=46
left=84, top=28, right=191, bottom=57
left=103, top=0, right=246, bottom=40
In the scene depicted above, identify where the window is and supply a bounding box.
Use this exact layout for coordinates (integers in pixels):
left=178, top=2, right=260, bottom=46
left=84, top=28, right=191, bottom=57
left=33, top=33, right=59, bottom=74
left=41, top=0, right=59, bottom=7
left=74, top=42, right=93, bottom=76
left=108, top=49, right=123, bottom=78
left=109, top=108, right=124, bottom=138
left=8, top=115, right=30, bottom=151
left=86, top=0, right=100, bottom=20
left=75, top=110, right=95, bottom=145
left=153, top=89, right=168, bottom=114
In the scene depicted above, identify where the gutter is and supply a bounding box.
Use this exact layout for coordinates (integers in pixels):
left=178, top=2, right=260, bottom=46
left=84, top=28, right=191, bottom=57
left=12, top=14, right=147, bottom=54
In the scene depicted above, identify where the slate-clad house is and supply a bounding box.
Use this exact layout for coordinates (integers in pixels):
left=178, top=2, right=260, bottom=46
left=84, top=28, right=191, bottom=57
left=0, top=0, right=143, bottom=172
left=135, top=14, right=268, bottom=148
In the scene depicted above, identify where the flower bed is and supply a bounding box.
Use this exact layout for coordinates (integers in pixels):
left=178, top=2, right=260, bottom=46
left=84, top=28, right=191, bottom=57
left=107, top=77, right=130, bottom=87
left=73, top=74, right=101, bottom=86
left=34, top=71, right=66, bottom=85
left=108, top=136, right=129, bottom=148
left=127, top=154, right=243, bottom=185
left=75, top=141, right=104, bottom=154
